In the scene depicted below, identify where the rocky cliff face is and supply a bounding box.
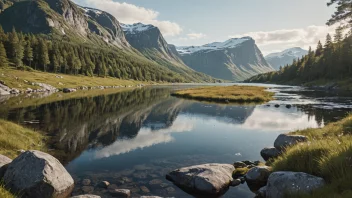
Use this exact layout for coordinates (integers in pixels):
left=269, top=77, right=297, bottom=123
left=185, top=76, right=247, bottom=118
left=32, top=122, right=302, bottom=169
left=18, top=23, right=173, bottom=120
left=121, top=23, right=216, bottom=82
left=0, top=0, right=130, bottom=48
left=177, top=37, right=273, bottom=81
left=265, top=47, right=308, bottom=70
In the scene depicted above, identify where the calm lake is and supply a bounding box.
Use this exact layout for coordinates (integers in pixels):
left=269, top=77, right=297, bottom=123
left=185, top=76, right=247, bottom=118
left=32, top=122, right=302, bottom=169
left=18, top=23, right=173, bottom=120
left=0, top=84, right=351, bottom=198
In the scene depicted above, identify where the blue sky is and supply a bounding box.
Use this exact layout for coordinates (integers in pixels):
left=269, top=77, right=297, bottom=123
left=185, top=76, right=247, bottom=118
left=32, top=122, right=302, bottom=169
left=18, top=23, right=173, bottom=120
left=73, top=0, right=336, bottom=55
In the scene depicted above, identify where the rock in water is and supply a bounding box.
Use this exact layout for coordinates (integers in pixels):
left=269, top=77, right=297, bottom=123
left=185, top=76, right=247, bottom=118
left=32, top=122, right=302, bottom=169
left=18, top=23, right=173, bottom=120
left=266, top=172, right=325, bottom=198
left=108, top=189, right=131, bottom=197
left=0, top=154, right=12, bottom=179
left=245, top=166, right=271, bottom=187
left=274, top=134, right=308, bottom=151
left=4, top=150, right=74, bottom=198
left=260, top=147, right=281, bottom=161
left=166, top=163, right=235, bottom=195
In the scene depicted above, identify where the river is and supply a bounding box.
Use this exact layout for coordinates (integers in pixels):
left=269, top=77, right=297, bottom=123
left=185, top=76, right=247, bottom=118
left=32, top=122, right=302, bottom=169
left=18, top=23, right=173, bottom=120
left=0, top=84, right=351, bottom=197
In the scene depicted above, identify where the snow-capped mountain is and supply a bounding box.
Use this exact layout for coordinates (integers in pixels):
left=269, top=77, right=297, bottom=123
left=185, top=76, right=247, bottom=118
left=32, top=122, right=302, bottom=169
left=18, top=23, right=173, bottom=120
left=177, top=37, right=253, bottom=55
left=121, top=23, right=215, bottom=82
left=121, top=23, right=156, bottom=35
left=176, top=37, right=273, bottom=81
left=265, top=47, right=308, bottom=70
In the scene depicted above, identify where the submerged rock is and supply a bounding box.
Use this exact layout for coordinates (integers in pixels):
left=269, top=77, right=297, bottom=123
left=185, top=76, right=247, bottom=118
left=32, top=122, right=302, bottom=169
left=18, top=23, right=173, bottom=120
left=109, top=189, right=131, bottom=197
left=266, top=172, right=325, bottom=198
left=166, top=163, right=235, bottom=195
left=0, top=154, right=12, bottom=179
left=260, top=147, right=281, bottom=161
left=233, top=161, right=247, bottom=168
left=274, top=134, right=308, bottom=151
left=4, top=150, right=74, bottom=198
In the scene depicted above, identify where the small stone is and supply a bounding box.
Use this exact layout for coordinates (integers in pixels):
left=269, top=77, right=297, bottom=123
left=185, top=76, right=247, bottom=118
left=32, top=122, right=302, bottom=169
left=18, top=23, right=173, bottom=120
left=261, top=147, right=281, bottom=161
left=149, top=179, right=163, bottom=185
left=242, top=160, right=254, bottom=166
left=82, top=179, right=91, bottom=186
left=275, top=104, right=280, bottom=108
left=166, top=186, right=175, bottom=192
left=82, top=186, right=94, bottom=194
left=160, top=183, right=169, bottom=188
left=233, top=161, right=247, bottom=168
left=107, top=184, right=118, bottom=190
left=140, top=186, right=150, bottom=193
left=97, top=181, right=110, bottom=188
left=230, top=179, right=241, bottom=187
left=109, top=189, right=131, bottom=198
left=286, top=104, right=292, bottom=109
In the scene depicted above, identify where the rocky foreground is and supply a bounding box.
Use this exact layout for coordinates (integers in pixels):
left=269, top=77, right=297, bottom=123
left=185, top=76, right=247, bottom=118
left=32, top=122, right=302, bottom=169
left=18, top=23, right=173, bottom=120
left=0, top=133, right=325, bottom=198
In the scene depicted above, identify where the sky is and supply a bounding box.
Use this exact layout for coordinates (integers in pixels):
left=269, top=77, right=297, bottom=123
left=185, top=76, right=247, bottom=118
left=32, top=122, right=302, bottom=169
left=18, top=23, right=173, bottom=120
left=72, top=0, right=337, bottom=55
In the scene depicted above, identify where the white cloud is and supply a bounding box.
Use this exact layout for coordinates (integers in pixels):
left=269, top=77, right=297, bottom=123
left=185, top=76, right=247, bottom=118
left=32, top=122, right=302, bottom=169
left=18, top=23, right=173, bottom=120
left=229, top=25, right=338, bottom=55
left=187, top=33, right=207, bottom=40
left=75, top=0, right=182, bottom=36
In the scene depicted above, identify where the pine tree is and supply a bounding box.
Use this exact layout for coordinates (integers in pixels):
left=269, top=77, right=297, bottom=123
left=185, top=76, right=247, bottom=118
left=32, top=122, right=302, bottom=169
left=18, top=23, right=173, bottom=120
left=24, top=41, right=33, bottom=66
left=315, top=40, right=323, bottom=56
left=334, top=26, right=344, bottom=43
left=327, top=0, right=352, bottom=29
left=38, top=39, right=50, bottom=71
left=324, top=34, right=333, bottom=49
left=0, top=42, right=8, bottom=67
left=8, top=28, right=24, bottom=67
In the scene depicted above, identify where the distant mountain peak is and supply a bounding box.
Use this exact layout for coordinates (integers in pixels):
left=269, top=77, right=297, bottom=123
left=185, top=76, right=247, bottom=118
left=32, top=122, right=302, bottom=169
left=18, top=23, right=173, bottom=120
left=265, top=47, right=308, bottom=70
left=120, top=23, right=156, bottom=35
left=176, top=37, right=252, bottom=55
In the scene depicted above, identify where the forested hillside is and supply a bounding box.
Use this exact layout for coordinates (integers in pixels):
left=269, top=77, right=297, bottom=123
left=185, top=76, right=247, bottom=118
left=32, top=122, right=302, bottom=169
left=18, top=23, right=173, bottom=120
left=246, top=0, right=352, bottom=87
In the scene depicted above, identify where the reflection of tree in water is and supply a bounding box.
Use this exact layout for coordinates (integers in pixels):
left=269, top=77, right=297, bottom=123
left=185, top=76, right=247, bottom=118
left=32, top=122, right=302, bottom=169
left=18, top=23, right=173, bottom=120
left=4, top=88, right=173, bottom=164
left=296, top=105, right=350, bottom=126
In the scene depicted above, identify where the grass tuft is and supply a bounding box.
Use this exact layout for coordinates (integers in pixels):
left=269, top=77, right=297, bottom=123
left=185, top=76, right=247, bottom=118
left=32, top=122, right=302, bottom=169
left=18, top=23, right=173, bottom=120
left=271, top=114, right=352, bottom=198
left=171, top=85, right=274, bottom=103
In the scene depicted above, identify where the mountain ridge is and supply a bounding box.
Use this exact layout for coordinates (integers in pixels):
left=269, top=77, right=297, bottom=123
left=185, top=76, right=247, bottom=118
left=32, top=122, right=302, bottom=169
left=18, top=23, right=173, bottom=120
left=265, top=47, right=308, bottom=70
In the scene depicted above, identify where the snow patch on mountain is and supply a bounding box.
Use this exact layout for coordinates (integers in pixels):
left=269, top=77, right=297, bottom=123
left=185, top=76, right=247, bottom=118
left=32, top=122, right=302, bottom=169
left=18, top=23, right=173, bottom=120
left=266, top=47, right=308, bottom=59
left=121, top=23, right=156, bottom=35
left=176, top=37, right=253, bottom=55
left=80, top=7, right=103, bottom=15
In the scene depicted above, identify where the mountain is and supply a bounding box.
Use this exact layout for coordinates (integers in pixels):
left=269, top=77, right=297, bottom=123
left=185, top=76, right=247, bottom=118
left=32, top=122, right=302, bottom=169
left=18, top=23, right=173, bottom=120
left=265, top=47, right=308, bottom=70
left=0, top=0, right=215, bottom=82
left=176, top=37, right=273, bottom=81
left=121, top=23, right=216, bottom=82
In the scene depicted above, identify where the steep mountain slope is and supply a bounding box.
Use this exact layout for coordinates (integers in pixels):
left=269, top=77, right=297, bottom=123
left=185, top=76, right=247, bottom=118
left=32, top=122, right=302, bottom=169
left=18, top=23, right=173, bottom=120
left=265, top=47, right=308, bottom=70
left=121, top=23, right=216, bottom=82
left=0, top=0, right=130, bottom=48
left=177, top=37, right=273, bottom=81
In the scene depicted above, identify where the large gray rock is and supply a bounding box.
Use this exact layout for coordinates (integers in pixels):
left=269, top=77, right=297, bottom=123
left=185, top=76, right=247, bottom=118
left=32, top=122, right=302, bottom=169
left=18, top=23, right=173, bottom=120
left=71, top=195, right=101, bottom=198
left=245, top=166, right=271, bottom=186
left=266, top=172, right=325, bottom=198
left=0, top=154, right=12, bottom=178
left=166, top=163, right=235, bottom=195
left=260, top=147, right=281, bottom=161
left=0, top=83, right=11, bottom=95
left=274, top=134, right=308, bottom=151
left=4, top=150, right=74, bottom=198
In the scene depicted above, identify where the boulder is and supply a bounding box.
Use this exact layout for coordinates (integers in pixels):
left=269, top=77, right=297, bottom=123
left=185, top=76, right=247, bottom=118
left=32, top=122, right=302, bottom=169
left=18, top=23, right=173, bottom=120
left=63, top=88, right=77, bottom=93
left=266, top=172, right=325, bottom=198
left=245, top=166, right=271, bottom=186
left=109, top=189, right=131, bottom=197
left=0, top=154, right=12, bottom=179
left=166, top=163, right=235, bottom=195
left=274, top=134, right=308, bottom=151
left=260, top=147, right=281, bottom=161
left=71, top=195, right=101, bottom=198
left=257, top=186, right=267, bottom=198
left=4, top=150, right=74, bottom=198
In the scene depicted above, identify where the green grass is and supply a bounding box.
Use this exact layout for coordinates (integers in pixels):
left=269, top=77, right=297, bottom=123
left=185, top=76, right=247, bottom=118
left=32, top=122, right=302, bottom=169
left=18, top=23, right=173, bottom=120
left=171, top=85, right=274, bottom=103
left=271, top=115, right=352, bottom=198
left=0, top=182, right=14, bottom=198
left=0, top=68, right=152, bottom=91
left=0, top=119, right=47, bottom=198
left=0, top=119, right=46, bottom=159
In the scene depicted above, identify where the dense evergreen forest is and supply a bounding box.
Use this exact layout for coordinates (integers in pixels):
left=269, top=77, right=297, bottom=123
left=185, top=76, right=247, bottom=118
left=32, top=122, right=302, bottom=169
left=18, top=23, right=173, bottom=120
left=0, top=26, right=189, bottom=83
left=246, top=0, right=352, bottom=85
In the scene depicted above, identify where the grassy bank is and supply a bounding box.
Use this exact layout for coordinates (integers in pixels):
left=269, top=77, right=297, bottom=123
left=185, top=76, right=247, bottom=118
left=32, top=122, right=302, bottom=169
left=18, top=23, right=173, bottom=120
left=0, top=119, right=46, bottom=198
left=271, top=115, right=352, bottom=198
left=0, top=68, right=152, bottom=91
left=171, top=85, right=274, bottom=103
